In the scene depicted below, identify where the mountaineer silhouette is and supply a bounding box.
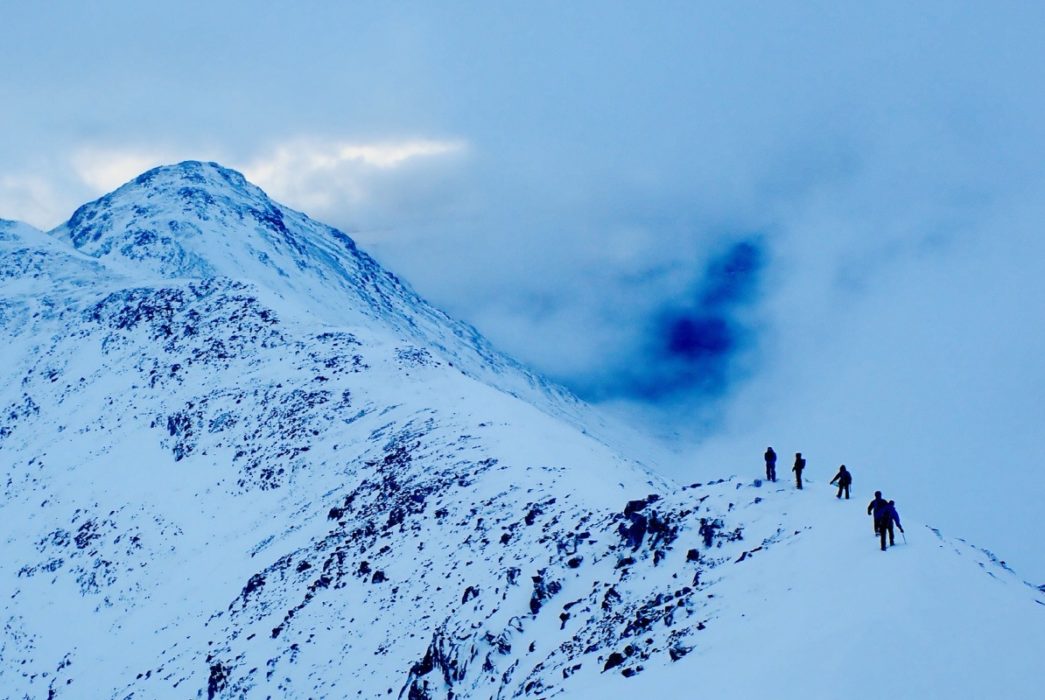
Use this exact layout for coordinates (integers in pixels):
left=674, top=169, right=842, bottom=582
left=764, top=447, right=777, bottom=482
left=792, top=452, right=806, bottom=489
left=829, top=465, right=852, bottom=499
left=882, top=500, right=904, bottom=548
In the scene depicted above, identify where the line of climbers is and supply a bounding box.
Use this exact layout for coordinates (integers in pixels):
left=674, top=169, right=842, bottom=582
left=763, top=446, right=904, bottom=552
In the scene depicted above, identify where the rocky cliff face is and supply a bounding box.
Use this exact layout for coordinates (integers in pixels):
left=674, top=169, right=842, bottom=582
left=0, top=168, right=1040, bottom=700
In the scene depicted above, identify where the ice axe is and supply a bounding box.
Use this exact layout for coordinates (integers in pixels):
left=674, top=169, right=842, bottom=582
left=901, top=529, right=907, bottom=545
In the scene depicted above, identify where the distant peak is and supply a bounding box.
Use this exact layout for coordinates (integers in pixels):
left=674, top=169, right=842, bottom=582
left=0, top=219, right=45, bottom=238
left=54, top=158, right=293, bottom=265
left=125, top=160, right=255, bottom=195
left=58, top=159, right=281, bottom=235
left=1, top=218, right=38, bottom=229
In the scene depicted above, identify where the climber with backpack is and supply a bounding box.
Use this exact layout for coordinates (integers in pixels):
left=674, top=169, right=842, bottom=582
left=792, top=452, right=806, bottom=489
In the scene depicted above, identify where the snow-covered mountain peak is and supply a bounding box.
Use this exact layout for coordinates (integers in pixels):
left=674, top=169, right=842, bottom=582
left=53, top=160, right=356, bottom=284
left=47, top=161, right=581, bottom=423
left=124, top=159, right=257, bottom=196
left=80, top=159, right=260, bottom=210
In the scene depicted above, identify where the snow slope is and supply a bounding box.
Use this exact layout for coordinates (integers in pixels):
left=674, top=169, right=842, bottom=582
left=0, top=167, right=1041, bottom=699
left=585, top=484, right=1045, bottom=699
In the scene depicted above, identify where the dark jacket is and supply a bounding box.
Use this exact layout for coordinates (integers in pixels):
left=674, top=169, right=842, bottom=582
left=867, top=497, right=889, bottom=521
left=793, top=457, right=806, bottom=472
left=886, top=504, right=902, bottom=529
left=765, top=449, right=776, bottom=465
left=830, top=469, right=852, bottom=486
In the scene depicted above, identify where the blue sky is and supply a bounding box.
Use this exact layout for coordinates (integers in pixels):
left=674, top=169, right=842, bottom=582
left=3, top=2, right=1044, bottom=579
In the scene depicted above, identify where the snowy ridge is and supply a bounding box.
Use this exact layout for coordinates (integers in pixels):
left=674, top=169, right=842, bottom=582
left=0, top=167, right=1041, bottom=699
left=0, top=218, right=116, bottom=296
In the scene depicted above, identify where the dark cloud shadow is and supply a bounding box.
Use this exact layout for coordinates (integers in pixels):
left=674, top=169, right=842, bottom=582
left=573, top=237, right=766, bottom=403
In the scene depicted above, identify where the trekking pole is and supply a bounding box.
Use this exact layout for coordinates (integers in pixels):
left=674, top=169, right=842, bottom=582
left=901, top=531, right=907, bottom=545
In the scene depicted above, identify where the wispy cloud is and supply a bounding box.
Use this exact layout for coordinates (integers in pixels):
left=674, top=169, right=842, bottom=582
left=239, top=137, right=469, bottom=217
left=246, top=139, right=465, bottom=174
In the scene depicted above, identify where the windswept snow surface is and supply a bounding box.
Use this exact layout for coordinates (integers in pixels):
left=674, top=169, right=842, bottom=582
left=0, top=166, right=1041, bottom=699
